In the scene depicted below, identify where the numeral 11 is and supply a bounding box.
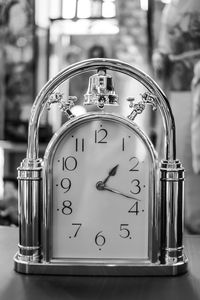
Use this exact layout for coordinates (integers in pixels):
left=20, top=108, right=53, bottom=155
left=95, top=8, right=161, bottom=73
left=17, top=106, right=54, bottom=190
left=75, top=138, right=85, bottom=152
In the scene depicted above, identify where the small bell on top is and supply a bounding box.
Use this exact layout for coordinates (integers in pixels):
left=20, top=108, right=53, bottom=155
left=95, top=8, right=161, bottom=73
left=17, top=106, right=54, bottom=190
left=84, top=69, right=118, bottom=109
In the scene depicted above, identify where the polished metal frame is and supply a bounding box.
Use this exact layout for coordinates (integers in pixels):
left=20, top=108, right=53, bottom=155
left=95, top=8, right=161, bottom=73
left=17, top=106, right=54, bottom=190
left=14, top=58, right=188, bottom=275
left=43, top=113, right=157, bottom=264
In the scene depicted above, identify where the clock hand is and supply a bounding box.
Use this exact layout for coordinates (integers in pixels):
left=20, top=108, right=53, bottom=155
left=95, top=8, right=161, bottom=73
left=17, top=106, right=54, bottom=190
left=96, top=181, right=140, bottom=201
left=103, top=186, right=140, bottom=201
left=102, top=164, right=119, bottom=185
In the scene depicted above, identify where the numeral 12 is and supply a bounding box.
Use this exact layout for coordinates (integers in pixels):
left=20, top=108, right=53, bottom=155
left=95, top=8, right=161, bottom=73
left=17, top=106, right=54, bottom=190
left=95, top=129, right=108, bottom=143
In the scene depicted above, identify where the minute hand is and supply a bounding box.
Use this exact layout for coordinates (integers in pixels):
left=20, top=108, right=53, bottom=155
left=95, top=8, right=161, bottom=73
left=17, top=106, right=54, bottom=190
left=103, top=185, right=140, bottom=201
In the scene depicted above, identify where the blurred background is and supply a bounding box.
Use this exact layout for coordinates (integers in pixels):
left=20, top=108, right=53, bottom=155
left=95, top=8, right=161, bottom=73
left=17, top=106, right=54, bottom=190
left=0, top=0, right=200, bottom=233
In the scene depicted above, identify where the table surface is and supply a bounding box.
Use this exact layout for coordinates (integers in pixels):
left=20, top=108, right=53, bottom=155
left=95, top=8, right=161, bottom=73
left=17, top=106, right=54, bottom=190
left=0, top=226, right=200, bottom=300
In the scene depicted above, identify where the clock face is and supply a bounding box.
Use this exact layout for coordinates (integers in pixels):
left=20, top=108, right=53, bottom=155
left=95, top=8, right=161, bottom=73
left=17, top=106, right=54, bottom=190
left=46, top=114, right=156, bottom=261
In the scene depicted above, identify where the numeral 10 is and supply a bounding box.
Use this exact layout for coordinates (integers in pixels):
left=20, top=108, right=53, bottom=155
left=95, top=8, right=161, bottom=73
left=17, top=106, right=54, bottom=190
left=62, top=156, right=77, bottom=171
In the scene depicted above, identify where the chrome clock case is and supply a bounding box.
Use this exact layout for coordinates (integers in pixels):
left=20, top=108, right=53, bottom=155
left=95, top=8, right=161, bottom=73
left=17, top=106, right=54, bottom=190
left=14, top=58, right=188, bottom=275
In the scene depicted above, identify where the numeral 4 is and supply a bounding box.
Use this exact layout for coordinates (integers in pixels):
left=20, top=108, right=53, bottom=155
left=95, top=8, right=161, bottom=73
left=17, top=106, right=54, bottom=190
left=128, top=201, right=139, bottom=215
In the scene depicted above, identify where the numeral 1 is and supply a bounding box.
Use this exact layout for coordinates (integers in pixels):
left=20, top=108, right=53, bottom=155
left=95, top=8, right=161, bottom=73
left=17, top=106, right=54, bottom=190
left=122, top=137, right=125, bottom=151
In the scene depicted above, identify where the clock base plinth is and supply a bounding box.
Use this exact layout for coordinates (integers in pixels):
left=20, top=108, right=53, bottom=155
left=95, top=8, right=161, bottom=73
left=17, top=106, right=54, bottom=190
left=14, top=254, right=188, bottom=276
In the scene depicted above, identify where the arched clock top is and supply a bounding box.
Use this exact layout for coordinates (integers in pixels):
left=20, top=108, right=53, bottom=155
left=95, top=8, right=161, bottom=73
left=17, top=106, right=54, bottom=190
left=44, top=113, right=157, bottom=166
left=27, top=58, right=175, bottom=161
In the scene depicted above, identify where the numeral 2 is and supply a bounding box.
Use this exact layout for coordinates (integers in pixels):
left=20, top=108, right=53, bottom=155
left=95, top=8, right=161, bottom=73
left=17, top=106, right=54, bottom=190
left=129, top=156, right=139, bottom=171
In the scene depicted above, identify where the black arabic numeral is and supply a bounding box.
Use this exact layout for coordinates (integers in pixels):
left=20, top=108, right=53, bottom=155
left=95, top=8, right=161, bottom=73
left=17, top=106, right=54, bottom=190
left=130, top=179, right=141, bottom=194
left=60, top=177, right=71, bottom=193
left=75, top=138, right=85, bottom=152
left=95, top=129, right=108, bottom=143
left=119, top=224, right=131, bottom=238
left=62, top=156, right=77, bottom=171
left=122, top=137, right=125, bottom=151
left=95, top=231, right=106, bottom=247
left=62, top=200, right=73, bottom=215
left=72, top=223, right=82, bottom=237
left=128, top=201, right=139, bottom=215
left=129, top=156, right=139, bottom=172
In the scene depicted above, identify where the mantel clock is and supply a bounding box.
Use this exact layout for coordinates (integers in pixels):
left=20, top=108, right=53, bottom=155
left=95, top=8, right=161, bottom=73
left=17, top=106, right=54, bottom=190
left=14, top=58, right=188, bottom=275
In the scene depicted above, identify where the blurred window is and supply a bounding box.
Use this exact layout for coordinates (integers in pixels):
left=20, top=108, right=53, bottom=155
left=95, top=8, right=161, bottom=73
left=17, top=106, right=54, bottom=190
left=49, top=0, right=116, bottom=20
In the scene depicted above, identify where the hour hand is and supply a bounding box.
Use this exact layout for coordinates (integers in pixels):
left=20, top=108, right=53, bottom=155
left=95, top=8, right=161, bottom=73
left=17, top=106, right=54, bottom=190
left=102, top=164, right=119, bottom=185
left=96, top=181, right=140, bottom=201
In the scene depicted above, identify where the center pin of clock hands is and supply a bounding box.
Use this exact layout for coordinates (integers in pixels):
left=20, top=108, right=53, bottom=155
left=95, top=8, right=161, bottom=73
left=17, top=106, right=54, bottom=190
left=96, top=164, right=140, bottom=201
left=96, top=164, right=119, bottom=190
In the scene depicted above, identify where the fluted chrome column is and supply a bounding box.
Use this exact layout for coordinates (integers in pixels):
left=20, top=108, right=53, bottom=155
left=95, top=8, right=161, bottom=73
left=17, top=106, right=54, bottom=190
left=17, top=158, right=42, bottom=262
left=160, top=160, right=185, bottom=264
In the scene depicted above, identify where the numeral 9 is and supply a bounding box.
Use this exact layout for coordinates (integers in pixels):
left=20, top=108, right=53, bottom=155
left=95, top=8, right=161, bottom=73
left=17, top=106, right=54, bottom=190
left=60, top=178, right=71, bottom=193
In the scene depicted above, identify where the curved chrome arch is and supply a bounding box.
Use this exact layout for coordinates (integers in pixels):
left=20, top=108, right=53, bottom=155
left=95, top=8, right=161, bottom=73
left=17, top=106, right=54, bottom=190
left=27, top=58, right=176, bottom=161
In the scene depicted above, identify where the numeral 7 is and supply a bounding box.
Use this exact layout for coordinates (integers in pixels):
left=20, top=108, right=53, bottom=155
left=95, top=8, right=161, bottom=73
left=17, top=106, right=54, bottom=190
left=72, top=223, right=82, bottom=237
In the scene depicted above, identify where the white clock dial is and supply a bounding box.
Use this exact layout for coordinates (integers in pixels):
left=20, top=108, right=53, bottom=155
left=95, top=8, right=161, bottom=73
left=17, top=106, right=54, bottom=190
left=50, top=115, right=154, bottom=260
